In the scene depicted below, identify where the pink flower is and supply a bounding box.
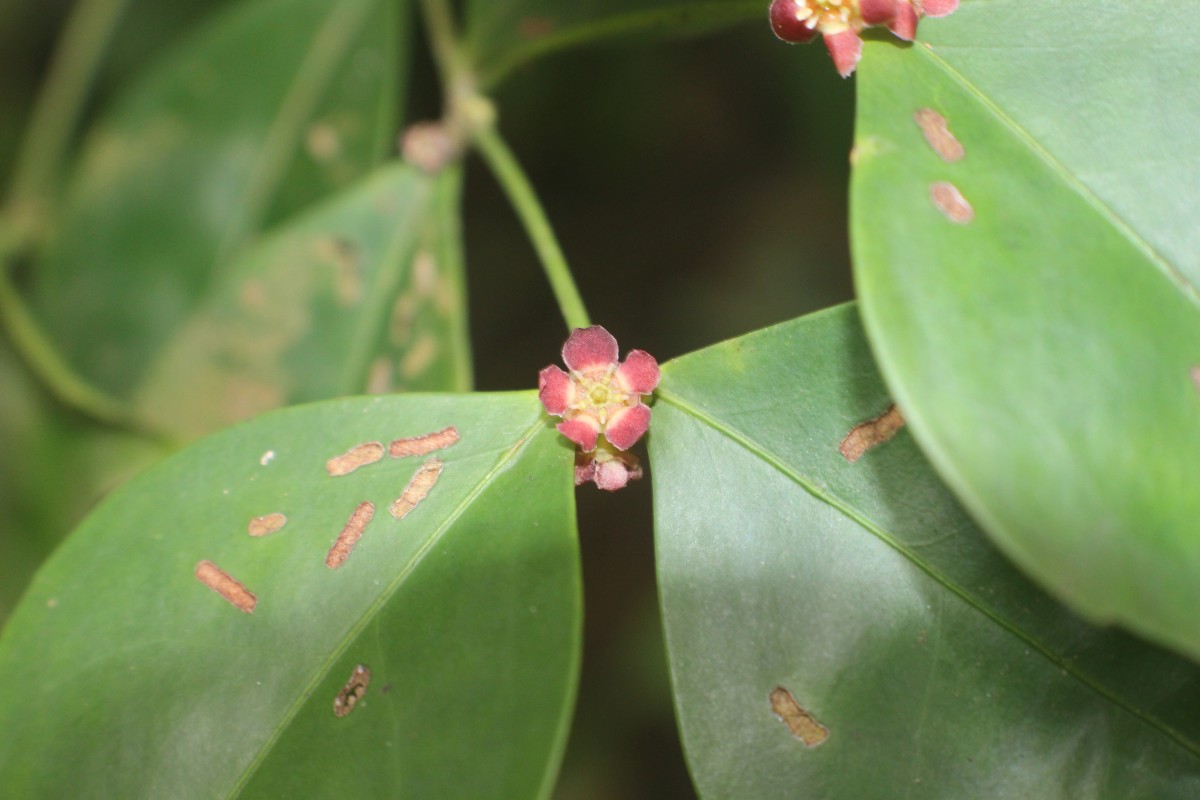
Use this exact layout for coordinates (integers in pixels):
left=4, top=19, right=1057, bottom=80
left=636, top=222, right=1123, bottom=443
left=769, top=0, right=959, bottom=78
left=575, top=441, right=644, bottom=492
left=538, top=325, right=660, bottom=453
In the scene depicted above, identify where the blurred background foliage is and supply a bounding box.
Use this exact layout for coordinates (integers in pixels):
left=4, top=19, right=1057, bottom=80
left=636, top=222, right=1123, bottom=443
left=0, top=2, right=854, bottom=796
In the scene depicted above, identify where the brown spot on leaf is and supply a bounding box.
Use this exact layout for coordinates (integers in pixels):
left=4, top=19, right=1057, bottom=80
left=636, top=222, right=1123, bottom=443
left=1191, top=366, right=1200, bottom=393
left=195, top=560, right=257, bottom=613
left=914, top=108, right=964, bottom=162
left=413, top=251, right=438, bottom=298
left=770, top=686, right=829, bottom=747
left=401, top=334, right=439, bottom=379
left=326, top=501, right=375, bottom=570
left=366, top=357, right=394, bottom=395
left=333, top=664, right=372, bottom=717
left=840, top=403, right=905, bottom=462
left=325, top=442, right=385, bottom=477
left=930, top=181, right=974, bottom=223
left=389, top=426, right=459, bottom=458
left=391, top=458, right=443, bottom=520
left=305, top=122, right=342, bottom=161
left=248, top=512, right=288, bottom=537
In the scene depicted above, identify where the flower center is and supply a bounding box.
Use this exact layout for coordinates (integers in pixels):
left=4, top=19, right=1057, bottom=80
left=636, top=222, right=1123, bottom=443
left=570, top=369, right=631, bottom=425
left=796, top=0, right=857, bottom=32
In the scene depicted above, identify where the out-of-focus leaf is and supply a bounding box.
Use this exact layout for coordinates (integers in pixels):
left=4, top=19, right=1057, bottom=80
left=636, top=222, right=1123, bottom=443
left=850, top=7, right=1200, bottom=660
left=464, top=0, right=761, bottom=87
left=133, top=163, right=472, bottom=440
left=0, top=335, right=164, bottom=625
left=651, top=305, right=1200, bottom=799
left=28, top=0, right=403, bottom=396
left=0, top=393, right=580, bottom=798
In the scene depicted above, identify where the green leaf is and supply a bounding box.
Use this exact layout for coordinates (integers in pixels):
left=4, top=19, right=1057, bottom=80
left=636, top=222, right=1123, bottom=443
left=464, top=0, right=762, bottom=87
left=28, top=0, right=403, bottom=397
left=850, top=7, right=1200, bottom=659
left=0, top=337, right=163, bottom=623
left=651, top=305, right=1200, bottom=799
left=132, top=163, right=473, bottom=440
left=0, top=393, right=580, bottom=798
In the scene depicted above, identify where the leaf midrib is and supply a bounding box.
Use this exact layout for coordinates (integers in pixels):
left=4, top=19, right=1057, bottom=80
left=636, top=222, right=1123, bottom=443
left=655, top=383, right=1200, bottom=760
left=226, top=414, right=546, bottom=798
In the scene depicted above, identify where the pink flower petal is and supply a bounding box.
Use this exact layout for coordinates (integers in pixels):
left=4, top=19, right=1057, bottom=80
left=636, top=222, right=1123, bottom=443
left=574, top=447, right=643, bottom=491
left=769, top=0, right=819, bottom=44
left=615, top=350, right=661, bottom=396
left=574, top=459, right=596, bottom=487
left=920, top=0, right=958, bottom=17
left=538, top=365, right=574, bottom=415
left=558, top=416, right=601, bottom=451
left=860, top=0, right=898, bottom=26
left=594, top=460, right=635, bottom=491
left=562, top=325, right=619, bottom=373
left=823, top=30, right=863, bottom=78
left=887, top=1, right=919, bottom=40
left=604, top=403, right=651, bottom=450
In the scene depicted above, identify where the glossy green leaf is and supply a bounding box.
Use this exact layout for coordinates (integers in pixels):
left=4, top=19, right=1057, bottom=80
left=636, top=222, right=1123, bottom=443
left=28, top=0, right=403, bottom=396
left=850, top=6, right=1200, bottom=660
left=0, top=393, right=580, bottom=798
left=133, top=163, right=472, bottom=439
left=651, top=305, right=1200, bottom=799
left=464, top=0, right=761, bottom=87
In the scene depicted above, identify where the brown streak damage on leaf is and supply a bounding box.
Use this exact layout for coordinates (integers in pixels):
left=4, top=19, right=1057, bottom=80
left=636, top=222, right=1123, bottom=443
left=930, top=181, right=974, bottom=223
left=840, top=403, right=905, bottom=462
left=195, top=560, right=257, bottom=613
left=326, top=501, right=375, bottom=569
left=325, top=442, right=385, bottom=476
left=389, top=426, right=459, bottom=458
left=401, top=333, right=439, bottom=379
left=248, top=512, right=288, bottom=537
left=914, top=108, right=964, bottom=162
left=390, top=458, right=444, bottom=520
left=333, top=664, right=372, bottom=717
left=769, top=686, right=829, bottom=748
left=1190, top=366, right=1200, bottom=393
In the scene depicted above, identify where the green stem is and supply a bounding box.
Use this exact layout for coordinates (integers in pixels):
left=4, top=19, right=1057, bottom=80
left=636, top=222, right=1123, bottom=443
left=418, top=0, right=469, bottom=87
left=472, top=125, right=591, bottom=332
left=6, top=0, right=131, bottom=218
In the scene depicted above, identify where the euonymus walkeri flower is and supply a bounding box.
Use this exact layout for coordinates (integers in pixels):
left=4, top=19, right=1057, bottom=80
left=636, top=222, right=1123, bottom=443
left=538, top=325, right=660, bottom=453
left=769, top=0, right=959, bottom=78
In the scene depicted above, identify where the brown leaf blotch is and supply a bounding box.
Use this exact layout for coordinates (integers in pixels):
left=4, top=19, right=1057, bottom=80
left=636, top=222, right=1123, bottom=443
left=325, top=501, right=375, bottom=570
left=914, top=108, right=964, bottom=162
left=390, top=458, right=444, bottom=520
left=770, top=686, right=829, bottom=748
left=840, top=403, right=906, bottom=463
left=247, top=512, right=288, bottom=537
left=389, top=426, right=460, bottom=458
left=333, top=664, right=372, bottom=717
left=325, top=442, right=385, bottom=477
left=930, top=181, right=974, bottom=224
left=195, top=560, right=257, bottom=613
